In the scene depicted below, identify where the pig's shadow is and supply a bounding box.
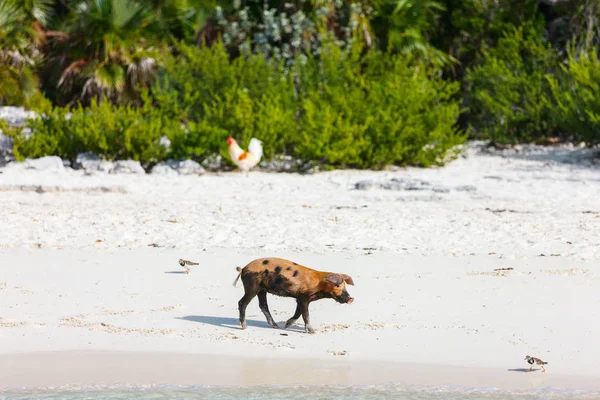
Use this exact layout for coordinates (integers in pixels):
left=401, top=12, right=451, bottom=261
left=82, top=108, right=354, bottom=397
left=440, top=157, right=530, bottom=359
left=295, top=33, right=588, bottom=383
left=178, top=315, right=304, bottom=332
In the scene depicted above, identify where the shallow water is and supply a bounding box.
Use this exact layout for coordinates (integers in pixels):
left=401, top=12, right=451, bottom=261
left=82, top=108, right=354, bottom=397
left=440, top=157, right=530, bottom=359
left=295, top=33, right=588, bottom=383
left=2, top=384, right=599, bottom=400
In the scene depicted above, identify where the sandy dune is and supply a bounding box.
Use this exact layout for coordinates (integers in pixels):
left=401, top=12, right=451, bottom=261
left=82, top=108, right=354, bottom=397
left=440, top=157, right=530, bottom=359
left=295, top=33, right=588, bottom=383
left=0, top=143, right=598, bottom=259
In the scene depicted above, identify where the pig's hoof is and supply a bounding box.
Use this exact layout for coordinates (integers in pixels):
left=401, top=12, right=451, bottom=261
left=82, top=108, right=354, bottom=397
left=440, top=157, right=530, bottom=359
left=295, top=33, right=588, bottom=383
left=306, top=328, right=316, bottom=334
left=240, top=323, right=247, bottom=330
left=270, top=323, right=280, bottom=329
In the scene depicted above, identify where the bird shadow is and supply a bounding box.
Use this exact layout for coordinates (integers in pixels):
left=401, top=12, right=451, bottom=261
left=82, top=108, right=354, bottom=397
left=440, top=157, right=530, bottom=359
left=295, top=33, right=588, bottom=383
left=508, top=368, right=539, bottom=373
left=177, top=315, right=304, bottom=332
left=164, top=271, right=186, bottom=274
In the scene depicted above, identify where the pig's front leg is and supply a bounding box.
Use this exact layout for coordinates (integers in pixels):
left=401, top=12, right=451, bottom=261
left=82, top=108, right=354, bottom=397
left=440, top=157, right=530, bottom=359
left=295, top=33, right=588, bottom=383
left=300, top=300, right=315, bottom=334
left=285, top=300, right=302, bottom=329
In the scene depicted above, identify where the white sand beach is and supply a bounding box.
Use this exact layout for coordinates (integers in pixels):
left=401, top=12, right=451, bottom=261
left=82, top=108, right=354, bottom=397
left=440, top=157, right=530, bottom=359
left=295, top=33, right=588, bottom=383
left=0, top=143, right=599, bottom=392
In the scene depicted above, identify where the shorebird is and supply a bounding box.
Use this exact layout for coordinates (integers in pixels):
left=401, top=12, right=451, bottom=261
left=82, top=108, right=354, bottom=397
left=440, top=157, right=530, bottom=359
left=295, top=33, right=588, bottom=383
left=179, top=259, right=199, bottom=274
left=525, top=355, right=548, bottom=372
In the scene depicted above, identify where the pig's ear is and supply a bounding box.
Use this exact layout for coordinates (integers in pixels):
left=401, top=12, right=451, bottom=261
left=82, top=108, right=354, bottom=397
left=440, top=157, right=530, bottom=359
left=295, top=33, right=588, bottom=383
left=340, top=274, right=355, bottom=286
left=324, top=274, right=344, bottom=286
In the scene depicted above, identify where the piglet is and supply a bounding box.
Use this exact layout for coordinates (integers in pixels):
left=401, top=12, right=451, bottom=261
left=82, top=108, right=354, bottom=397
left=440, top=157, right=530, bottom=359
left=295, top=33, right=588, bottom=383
left=233, top=257, right=354, bottom=334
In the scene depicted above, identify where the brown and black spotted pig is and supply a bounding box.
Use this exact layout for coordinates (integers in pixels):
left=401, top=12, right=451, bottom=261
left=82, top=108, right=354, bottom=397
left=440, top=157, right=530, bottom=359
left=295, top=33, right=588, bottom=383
left=233, top=257, right=354, bottom=334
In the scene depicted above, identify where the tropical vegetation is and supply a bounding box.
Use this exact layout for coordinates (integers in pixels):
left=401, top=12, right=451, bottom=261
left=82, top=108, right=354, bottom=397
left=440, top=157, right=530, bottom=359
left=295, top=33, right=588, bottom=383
left=1, top=0, right=600, bottom=169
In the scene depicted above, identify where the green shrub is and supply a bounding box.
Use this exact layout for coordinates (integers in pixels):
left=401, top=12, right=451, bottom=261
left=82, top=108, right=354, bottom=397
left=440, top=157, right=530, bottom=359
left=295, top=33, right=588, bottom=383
left=465, top=26, right=558, bottom=144
left=0, top=66, right=28, bottom=106
left=153, top=42, right=299, bottom=163
left=8, top=105, right=73, bottom=161
left=295, top=42, right=465, bottom=168
left=7, top=93, right=181, bottom=166
left=547, top=48, right=600, bottom=145
left=8, top=41, right=465, bottom=169
left=156, top=40, right=464, bottom=169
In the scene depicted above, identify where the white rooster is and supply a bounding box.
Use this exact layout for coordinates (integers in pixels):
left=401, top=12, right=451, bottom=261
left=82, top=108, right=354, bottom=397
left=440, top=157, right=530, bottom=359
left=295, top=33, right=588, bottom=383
left=227, top=137, right=263, bottom=174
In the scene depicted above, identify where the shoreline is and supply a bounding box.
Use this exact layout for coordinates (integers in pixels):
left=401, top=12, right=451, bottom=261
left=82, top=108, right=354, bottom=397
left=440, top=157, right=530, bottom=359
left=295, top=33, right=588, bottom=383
left=2, top=350, right=600, bottom=391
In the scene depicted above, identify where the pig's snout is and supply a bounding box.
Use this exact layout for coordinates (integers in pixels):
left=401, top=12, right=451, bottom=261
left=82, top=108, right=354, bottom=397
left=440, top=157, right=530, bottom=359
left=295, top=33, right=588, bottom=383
left=337, top=290, right=354, bottom=304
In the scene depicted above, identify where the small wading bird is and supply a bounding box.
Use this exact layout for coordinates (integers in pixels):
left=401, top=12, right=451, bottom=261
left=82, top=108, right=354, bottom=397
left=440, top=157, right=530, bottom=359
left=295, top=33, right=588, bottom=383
left=525, top=355, right=548, bottom=372
left=227, top=137, right=263, bottom=175
left=179, top=259, right=199, bottom=274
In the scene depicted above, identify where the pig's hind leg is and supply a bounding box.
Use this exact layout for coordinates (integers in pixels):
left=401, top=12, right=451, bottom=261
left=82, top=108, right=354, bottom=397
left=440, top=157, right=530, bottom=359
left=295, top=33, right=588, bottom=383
left=238, top=290, right=258, bottom=330
left=258, top=290, right=279, bottom=328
